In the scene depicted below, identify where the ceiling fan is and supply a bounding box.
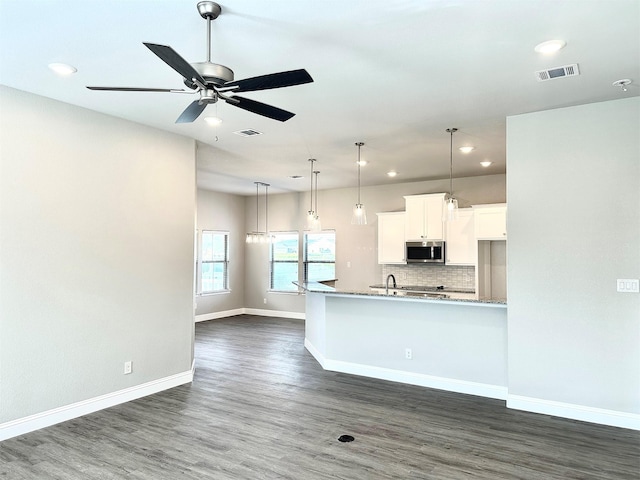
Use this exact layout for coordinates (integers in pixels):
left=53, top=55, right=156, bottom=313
left=87, top=1, right=313, bottom=123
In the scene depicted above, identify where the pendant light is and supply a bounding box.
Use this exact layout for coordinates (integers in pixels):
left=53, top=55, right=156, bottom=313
left=311, top=169, right=321, bottom=231
left=351, top=142, right=367, bottom=225
left=445, top=128, right=459, bottom=221
left=306, top=159, right=316, bottom=229
left=246, top=182, right=271, bottom=244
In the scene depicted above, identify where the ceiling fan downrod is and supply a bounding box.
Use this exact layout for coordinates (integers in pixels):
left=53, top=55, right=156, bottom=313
left=197, top=1, right=221, bottom=63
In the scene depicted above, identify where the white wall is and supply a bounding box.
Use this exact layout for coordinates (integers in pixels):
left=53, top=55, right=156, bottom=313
left=195, top=189, right=245, bottom=317
left=0, top=87, right=196, bottom=428
left=506, top=97, right=640, bottom=425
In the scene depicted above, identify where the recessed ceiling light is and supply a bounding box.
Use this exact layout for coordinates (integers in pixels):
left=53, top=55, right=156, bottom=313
left=387, top=171, right=398, bottom=177
left=612, top=79, right=632, bottom=92
left=458, top=146, right=475, bottom=154
left=204, top=116, right=222, bottom=126
left=48, top=63, right=77, bottom=75
left=534, top=40, right=566, bottom=54
left=356, top=160, right=367, bottom=166
left=480, top=161, right=493, bottom=167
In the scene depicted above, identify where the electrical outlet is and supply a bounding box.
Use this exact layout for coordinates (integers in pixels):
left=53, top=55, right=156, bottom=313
left=617, top=279, right=639, bottom=293
left=405, top=348, right=412, bottom=360
left=124, top=361, right=132, bottom=375
left=263, top=298, right=267, bottom=304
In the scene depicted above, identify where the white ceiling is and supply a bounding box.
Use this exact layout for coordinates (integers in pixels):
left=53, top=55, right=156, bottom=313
left=1, top=0, right=638, bottom=195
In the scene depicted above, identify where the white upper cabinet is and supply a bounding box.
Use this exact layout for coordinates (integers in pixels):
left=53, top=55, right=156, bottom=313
left=377, top=212, right=406, bottom=264
left=473, top=203, right=507, bottom=240
left=404, top=193, right=446, bottom=241
left=445, top=208, right=476, bottom=265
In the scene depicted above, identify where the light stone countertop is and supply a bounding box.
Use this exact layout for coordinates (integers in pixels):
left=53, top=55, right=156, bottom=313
left=294, top=282, right=507, bottom=306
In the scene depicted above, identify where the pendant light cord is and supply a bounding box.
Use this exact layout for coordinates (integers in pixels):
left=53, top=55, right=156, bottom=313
left=265, top=184, right=268, bottom=235
left=255, top=182, right=259, bottom=232
left=308, top=159, right=315, bottom=213
left=449, top=130, right=453, bottom=196
left=355, top=142, right=364, bottom=204
left=446, top=128, right=457, bottom=197
left=314, top=171, right=319, bottom=217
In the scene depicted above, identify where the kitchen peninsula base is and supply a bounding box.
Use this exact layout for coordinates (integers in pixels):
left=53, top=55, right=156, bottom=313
left=305, top=291, right=508, bottom=400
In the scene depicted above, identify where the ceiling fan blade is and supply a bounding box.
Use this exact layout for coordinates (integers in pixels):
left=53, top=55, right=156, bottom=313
left=227, top=96, right=295, bottom=122
left=87, top=86, right=188, bottom=93
left=143, top=42, right=206, bottom=86
left=176, top=100, right=207, bottom=123
left=220, top=69, right=313, bottom=93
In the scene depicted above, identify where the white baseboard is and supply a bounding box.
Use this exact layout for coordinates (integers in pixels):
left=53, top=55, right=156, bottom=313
left=0, top=364, right=195, bottom=442
left=304, top=338, right=326, bottom=368
left=304, top=338, right=506, bottom=400
left=507, top=394, right=640, bottom=431
left=195, top=308, right=244, bottom=322
left=196, top=308, right=304, bottom=322
left=242, top=308, right=305, bottom=320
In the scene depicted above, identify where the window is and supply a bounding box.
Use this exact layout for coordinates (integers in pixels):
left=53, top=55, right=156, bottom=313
left=200, top=231, right=229, bottom=293
left=270, top=232, right=299, bottom=292
left=304, top=231, right=336, bottom=282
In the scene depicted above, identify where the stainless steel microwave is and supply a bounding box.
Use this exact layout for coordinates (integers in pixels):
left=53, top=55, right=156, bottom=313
left=405, top=241, right=445, bottom=263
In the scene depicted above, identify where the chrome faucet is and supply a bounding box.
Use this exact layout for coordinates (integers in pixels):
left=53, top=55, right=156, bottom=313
left=385, top=274, right=397, bottom=295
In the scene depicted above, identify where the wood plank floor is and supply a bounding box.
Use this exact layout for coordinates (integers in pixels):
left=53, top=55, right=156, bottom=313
left=1, top=315, right=638, bottom=479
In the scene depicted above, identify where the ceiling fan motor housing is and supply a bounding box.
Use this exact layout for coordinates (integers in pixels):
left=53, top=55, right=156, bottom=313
left=185, top=61, right=234, bottom=88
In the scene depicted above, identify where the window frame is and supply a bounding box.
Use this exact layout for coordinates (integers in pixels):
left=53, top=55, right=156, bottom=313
left=269, top=231, right=300, bottom=292
left=199, top=230, right=230, bottom=294
left=303, top=230, right=336, bottom=283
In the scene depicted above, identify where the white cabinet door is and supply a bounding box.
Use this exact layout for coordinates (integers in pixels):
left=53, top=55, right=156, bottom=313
left=404, top=196, right=425, bottom=241
left=377, top=212, right=406, bottom=264
left=474, top=204, right=507, bottom=240
left=445, top=208, right=476, bottom=265
left=404, top=193, right=446, bottom=241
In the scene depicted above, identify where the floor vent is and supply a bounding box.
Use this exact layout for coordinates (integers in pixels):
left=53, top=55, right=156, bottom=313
left=535, top=63, right=580, bottom=82
left=233, top=129, right=263, bottom=137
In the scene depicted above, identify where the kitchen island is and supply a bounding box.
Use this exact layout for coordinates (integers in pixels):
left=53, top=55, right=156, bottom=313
left=297, top=282, right=508, bottom=400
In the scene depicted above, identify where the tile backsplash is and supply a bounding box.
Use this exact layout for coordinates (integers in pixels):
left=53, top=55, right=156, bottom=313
left=381, top=264, right=475, bottom=290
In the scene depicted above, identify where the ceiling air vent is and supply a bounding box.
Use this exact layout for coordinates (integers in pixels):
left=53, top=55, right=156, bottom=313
left=233, top=129, right=263, bottom=137
left=535, top=63, right=580, bottom=82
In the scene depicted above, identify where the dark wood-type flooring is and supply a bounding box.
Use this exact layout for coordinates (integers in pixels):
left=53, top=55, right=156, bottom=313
left=1, top=315, right=639, bottom=479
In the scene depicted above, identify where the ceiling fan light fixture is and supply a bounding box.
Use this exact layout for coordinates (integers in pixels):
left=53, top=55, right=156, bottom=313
left=534, top=39, right=566, bottom=54
left=48, top=62, right=77, bottom=75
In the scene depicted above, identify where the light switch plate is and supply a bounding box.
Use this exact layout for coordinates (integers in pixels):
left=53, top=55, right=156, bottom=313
left=617, top=279, right=639, bottom=293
